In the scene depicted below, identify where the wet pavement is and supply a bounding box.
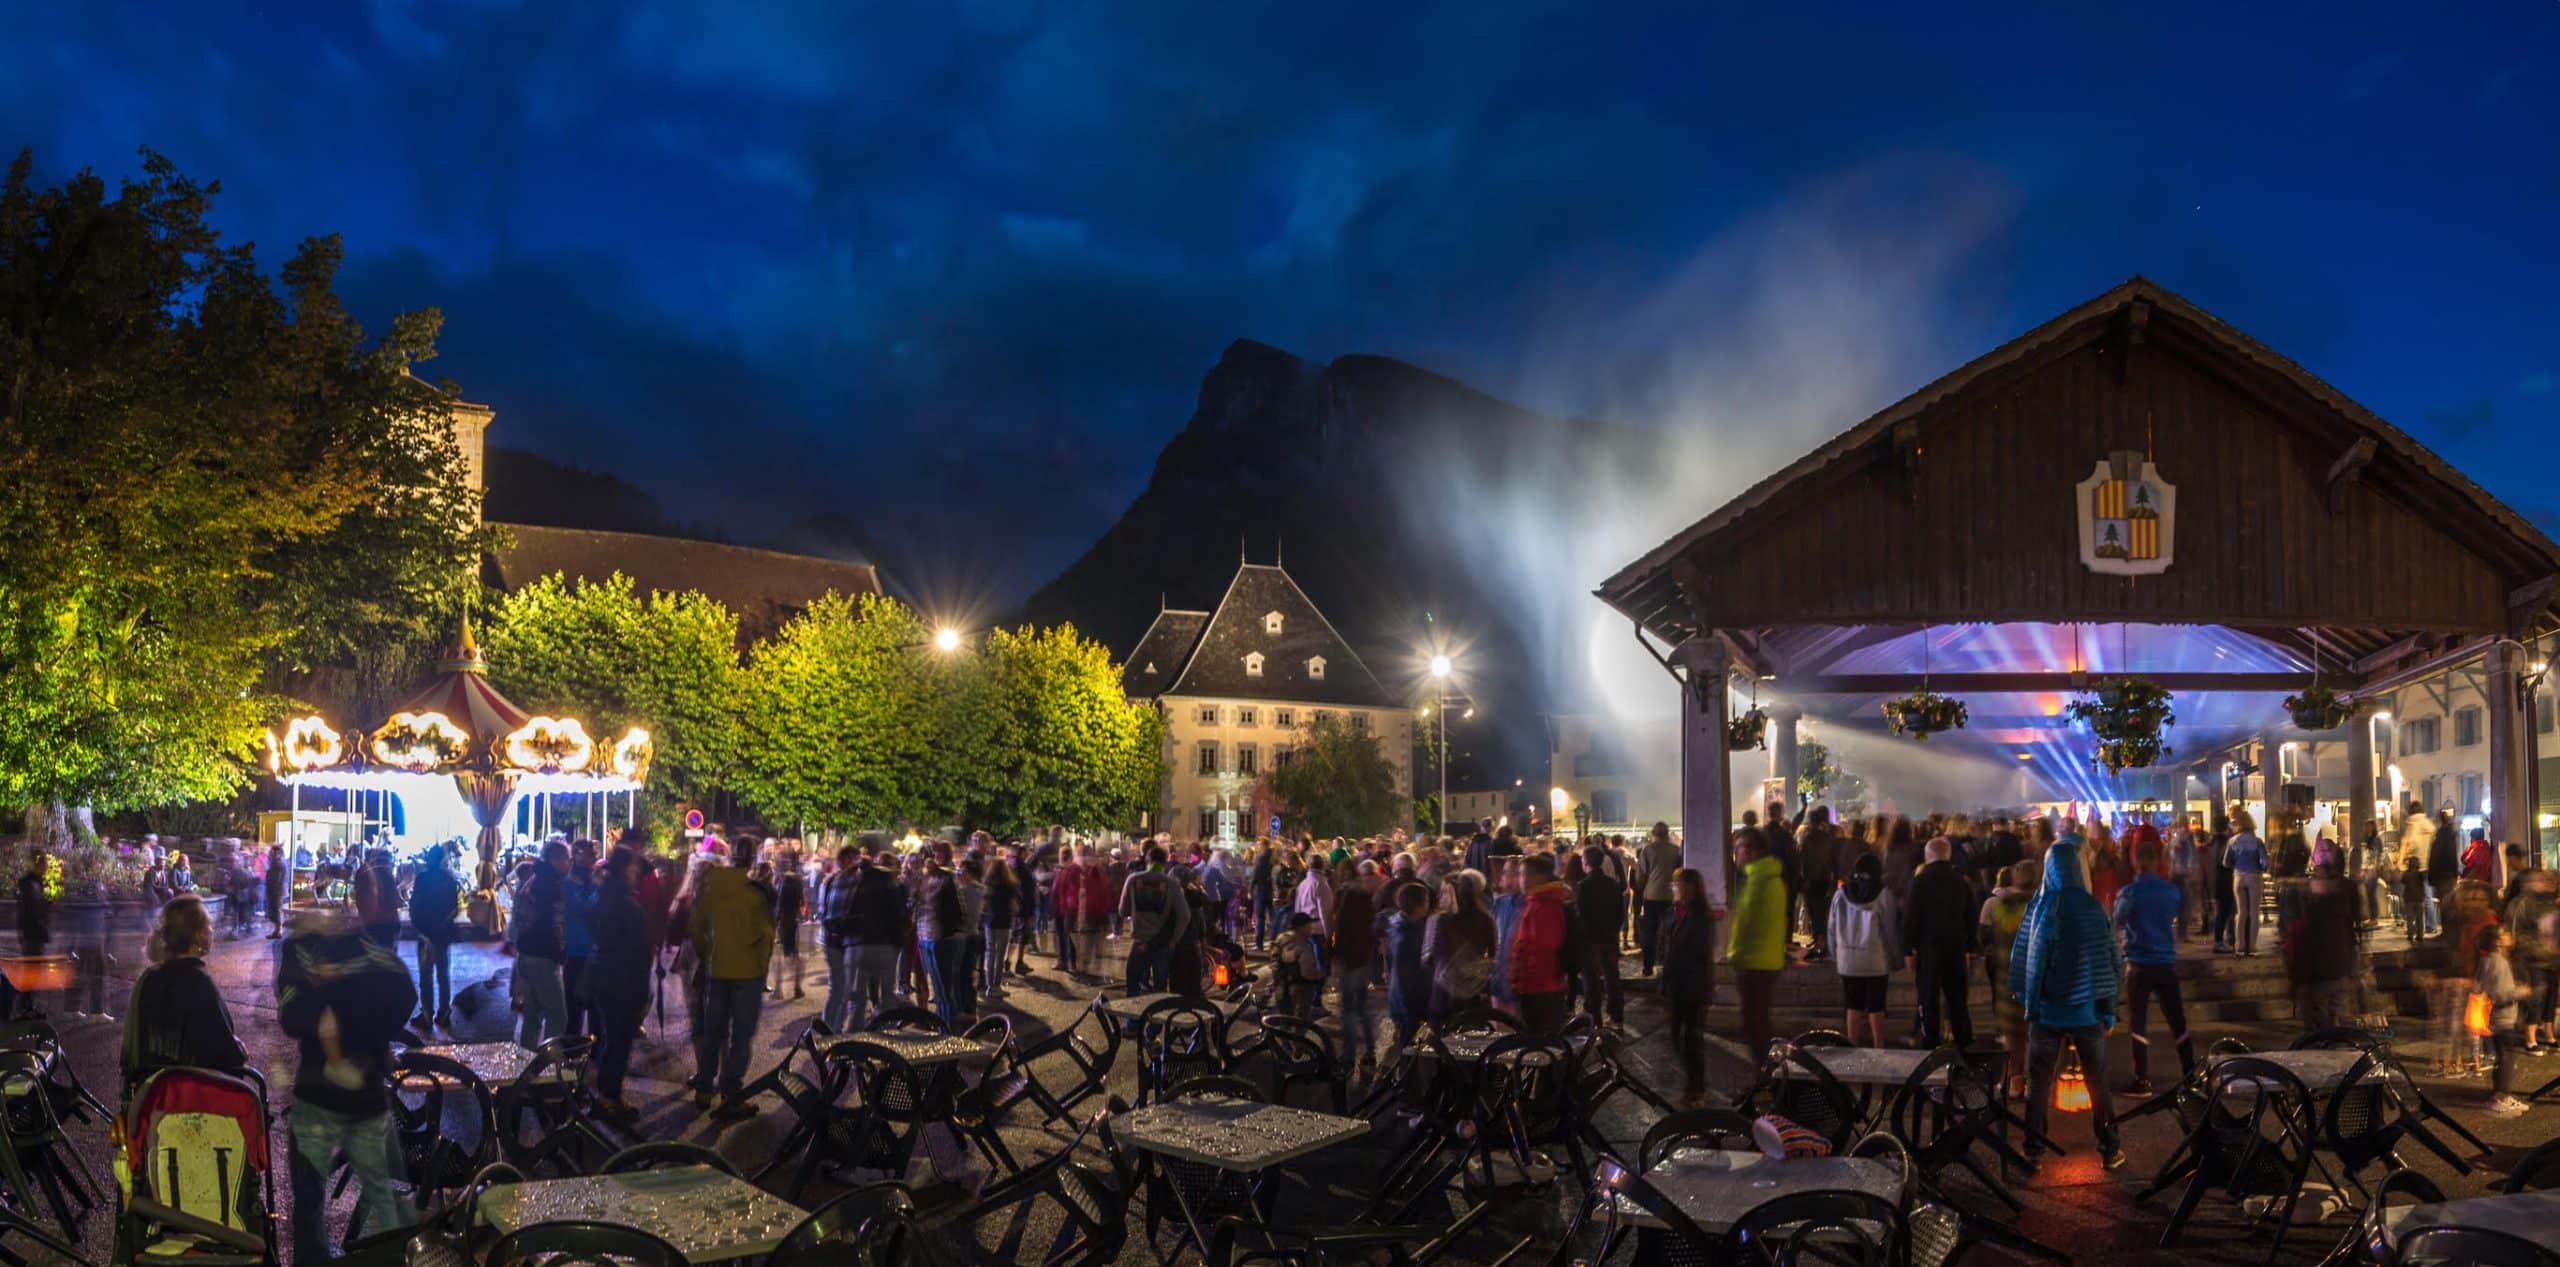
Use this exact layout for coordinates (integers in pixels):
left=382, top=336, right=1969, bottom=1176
left=20, top=912, right=2558, bottom=1265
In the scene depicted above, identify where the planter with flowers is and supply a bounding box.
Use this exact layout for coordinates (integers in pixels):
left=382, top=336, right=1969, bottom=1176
left=2283, top=684, right=2356, bottom=732
left=1881, top=690, right=1968, bottom=741
left=1726, top=708, right=1769, bottom=752
left=2065, top=676, right=2177, bottom=773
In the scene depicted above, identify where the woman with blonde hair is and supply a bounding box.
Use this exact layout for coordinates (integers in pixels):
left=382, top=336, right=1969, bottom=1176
left=121, top=895, right=247, bottom=1080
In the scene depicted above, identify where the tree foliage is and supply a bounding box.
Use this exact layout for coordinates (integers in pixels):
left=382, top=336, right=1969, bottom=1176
left=480, top=573, right=744, bottom=824
left=0, top=149, right=484, bottom=824
left=734, top=594, right=1163, bottom=836
left=1264, top=713, right=1405, bottom=839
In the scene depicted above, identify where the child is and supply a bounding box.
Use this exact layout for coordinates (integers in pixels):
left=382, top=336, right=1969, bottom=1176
left=1979, top=860, right=2038, bottom=1099
left=1827, top=854, right=1897, bottom=1048
left=1272, top=912, right=1325, bottom=1018
left=1488, top=858, right=1526, bottom=1010
left=2477, top=923, right=2532, bottom=1116
left=1382, top=884, right=1432, bottom=1052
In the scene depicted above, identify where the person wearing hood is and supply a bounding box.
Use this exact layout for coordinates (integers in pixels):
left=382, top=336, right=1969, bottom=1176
left=1727, top=826, right=1789, bottom=1063
left=1979, top=860, right=2039, bottom=1099
left=1827, top=854, right=1898, bottom=1048
left=1510, top=853, right=1572, bottom=1034
left=2113, top=833, right=2192, bottom=1095
left=2009, top=836, right=2128, bottom=1170
left=1797, top=809, right=1839, bottom=963
left=1904, top=835, right=1979, bottom=1050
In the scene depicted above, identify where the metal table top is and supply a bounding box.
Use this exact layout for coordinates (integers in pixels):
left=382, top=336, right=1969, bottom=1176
left=1117, top=1096, right=1368, bottom=1171
left=1102, top=992, right=1242, bottom=1022
left=2209, top=1049, right=2383, bottom=1094
left=411, top=1042, right=565, bottom=1085
left=478, top=1165, right=809, bottom=1263
left=1802, top=1046, right=1949, bottom=1087
left=817, top=1030, right=995, bottom=1066
left=2388, top=1189, right=2560, bottom=1249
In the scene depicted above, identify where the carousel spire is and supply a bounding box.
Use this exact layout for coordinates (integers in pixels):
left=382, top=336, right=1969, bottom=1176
left=438, top=612, right=487, bottom=674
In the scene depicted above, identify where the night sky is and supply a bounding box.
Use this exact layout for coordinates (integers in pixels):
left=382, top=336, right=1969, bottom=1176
left=9, top=2, right=2557, bottom=604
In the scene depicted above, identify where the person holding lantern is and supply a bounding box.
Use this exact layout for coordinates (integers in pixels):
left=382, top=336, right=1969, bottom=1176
left=2009, top=832, right=2128, bottom=1171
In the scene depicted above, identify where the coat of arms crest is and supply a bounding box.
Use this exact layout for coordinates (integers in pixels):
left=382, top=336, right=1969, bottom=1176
left=2076, top=449, right=2175, bottom=575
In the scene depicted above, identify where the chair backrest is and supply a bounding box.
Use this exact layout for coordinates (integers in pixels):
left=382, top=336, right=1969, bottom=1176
left=2506, top=1136, right=2560, bottom=1193
left=772, top=1182, right=915, bottom=1267
left=2392, top=1224, right=2560, bottom=1267
left=1639, top=1107, right=1757, bottom=1169
left=599, top=1141, right=738, bottom=1177
left=2196, top=1057, right=2317, bottom=1193
left=2319, top=1051, right=2404, bottom=1154
left=1432, top=1005, right=1522, bottom=1037
left=2357, top=1167, right=2446, bottom=1267
left=1887, top=1046, right=1984, bottom=1152
left=844, top=1047, right=929, bottom=1120
left=1791, top=1029, right=1855, bottom=1048
left=1591, top=1155, right=1720, bottom=1260
left=1731, top=1188, right=1903, bottom=1267
left=864, top=1006, right=946, bottom=1035
left=1759, top=1045, right=1861, bottom=1151
left=487, top=1220, right=688, bottom=1267
left=1846, top=1131, right=1917, bottom=1213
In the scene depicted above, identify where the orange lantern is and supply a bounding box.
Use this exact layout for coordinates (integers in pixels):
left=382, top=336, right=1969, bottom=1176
left=2054, top=1047, right=2092, bottom=1112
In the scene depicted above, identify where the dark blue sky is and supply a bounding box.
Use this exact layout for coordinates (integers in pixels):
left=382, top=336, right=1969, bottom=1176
left=10, top=1, right=2557, bottom=602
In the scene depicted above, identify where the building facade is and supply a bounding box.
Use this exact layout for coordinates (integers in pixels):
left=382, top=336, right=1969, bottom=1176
left=1124, top=561, right=1413, bottom=842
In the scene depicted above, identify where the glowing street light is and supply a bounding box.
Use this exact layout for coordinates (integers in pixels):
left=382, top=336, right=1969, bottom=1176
left=1429, top=654, right=1453, bottom=679
left=934, top=627, right=963, bottom=654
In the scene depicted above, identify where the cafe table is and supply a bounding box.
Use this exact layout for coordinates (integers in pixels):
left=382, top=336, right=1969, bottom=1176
left=815, top=1029, right=996, bottom=1066
left=2208, top=1049, right=2383, bottom=1095
left=1101, top=992, right=1243, bottom=1023
left=1627, top=1149, right=1903, bottom=1233
left=412, top=1041, right=570, bottom=1086
left=476, top=1164, right=809, bottom=1264
left=1118, top=1096, right=1369, bottom=1258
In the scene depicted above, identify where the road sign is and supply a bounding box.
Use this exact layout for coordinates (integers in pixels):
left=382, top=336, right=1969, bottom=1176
left=1269, top=815, right=1281, bottom=833
left=683, top=809, right=704, bottom=830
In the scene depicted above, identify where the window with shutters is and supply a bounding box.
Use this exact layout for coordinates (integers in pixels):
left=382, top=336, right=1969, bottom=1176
left=1236, top=744, right=1258, bottom=776
left=1197, top=704, right=1220, bottom=725
left=1196, top=742, right=1219, bottom=775
left=2454, top=707, right=2481, bottom=747
left=1237, top=706, right=1257, bottom=727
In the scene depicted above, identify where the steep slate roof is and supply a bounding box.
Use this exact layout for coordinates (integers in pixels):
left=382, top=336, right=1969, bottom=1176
left=1129, top=563, right=1397, bottom=708
left=1122, top=609, right=1209, bottom=697
left=491, top=524, right=881, bottom=641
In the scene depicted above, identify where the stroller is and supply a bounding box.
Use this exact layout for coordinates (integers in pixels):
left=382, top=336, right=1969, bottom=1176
left=113, top=1068, right=277, bottom=1267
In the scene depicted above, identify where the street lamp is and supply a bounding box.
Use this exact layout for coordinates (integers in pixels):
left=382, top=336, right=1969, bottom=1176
left=1424, top=652, right=1462, bottom=835
left=934, top=627, right=963, bottom=654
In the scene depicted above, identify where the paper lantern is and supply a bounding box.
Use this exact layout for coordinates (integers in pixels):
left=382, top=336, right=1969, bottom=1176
left=2054, top=1047, right=2092, bottom=1113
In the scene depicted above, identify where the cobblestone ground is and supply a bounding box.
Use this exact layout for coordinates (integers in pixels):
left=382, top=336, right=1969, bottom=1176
left=23, top=915, right=2557, bottom=1265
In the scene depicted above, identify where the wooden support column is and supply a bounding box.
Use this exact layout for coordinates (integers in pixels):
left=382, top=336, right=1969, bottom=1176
left=1676, top=639, right=1734, bottom=908
left=2346, top=709, right=2376, bottom=875
left=2205, top=764, right=2228, bottom=829
left=1768, top=706, right=1802, bottom=814
left=2489, top=642, right=2533, bottom=848
left=2171, top=770, right=2190, bottom=832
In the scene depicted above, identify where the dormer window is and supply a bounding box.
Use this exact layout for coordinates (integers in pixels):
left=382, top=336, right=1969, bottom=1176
left=1307, top=656, right=1326, bottom=680
left=1264, top=612, right=1285, bottom=635
left=1244, top=652, right=1264, bottom=678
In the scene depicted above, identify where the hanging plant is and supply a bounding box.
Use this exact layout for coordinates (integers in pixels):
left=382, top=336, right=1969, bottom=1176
left=1881, top=690, right=1968, bottom=741
left=2283, top=683, right=2355, bottom=732
left=2065, top=676, right=2177, bottom=773
left=1726, top=707, right=1769, bottom=751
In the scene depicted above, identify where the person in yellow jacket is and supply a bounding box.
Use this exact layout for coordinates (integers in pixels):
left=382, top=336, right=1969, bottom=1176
left=1726, top=826, right=1790, bottom=1062
left=688, top=839, right=776, bottom=1117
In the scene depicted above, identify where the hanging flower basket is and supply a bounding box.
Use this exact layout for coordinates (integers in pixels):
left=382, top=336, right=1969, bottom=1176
left=2065, top=676, right=2177, bottom=773
left=1881, top=690, right=1968, bottom=741
left=1727, top=708, right=1769, bottom=752
left=2283, top=684, right=2355, bottom=732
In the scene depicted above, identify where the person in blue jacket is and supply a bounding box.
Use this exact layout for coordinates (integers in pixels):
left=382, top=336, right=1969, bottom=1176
left=2011, top=834, right=2128, bottom=1170
left=2112, top=834, right=2192, bottom=1095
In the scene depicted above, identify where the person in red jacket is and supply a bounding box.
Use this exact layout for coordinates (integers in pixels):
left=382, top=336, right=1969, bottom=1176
left=1056, top=845, right=1113, bottom=983
left=1510, top=853, right=1572, bottom=1034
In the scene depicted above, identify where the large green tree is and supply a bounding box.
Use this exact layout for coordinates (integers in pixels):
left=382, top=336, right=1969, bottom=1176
left=735, top=594, right=1164, bottom=836
left=480, top=573, right=745, bottom=827
left=1265, top=713, right=1407, bottom=838
left=0, top=150, right=484, bottom=837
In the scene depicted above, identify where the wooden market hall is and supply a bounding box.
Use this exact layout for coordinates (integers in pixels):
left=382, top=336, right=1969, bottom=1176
left=1598, top=277, right=2560, bottom=897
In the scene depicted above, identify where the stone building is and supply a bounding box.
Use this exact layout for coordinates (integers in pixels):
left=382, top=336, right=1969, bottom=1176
left=1123, top=560, right=1413, bottom=842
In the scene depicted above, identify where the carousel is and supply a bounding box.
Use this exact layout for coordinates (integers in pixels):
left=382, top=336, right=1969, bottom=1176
left=264, top=621, right=651, bottom=915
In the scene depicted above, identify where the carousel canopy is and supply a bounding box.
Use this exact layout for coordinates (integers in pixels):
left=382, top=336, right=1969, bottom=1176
left=396, top=621, right=531, bottom=749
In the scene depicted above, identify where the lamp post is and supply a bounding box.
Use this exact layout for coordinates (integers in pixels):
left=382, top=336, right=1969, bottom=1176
left=1429, top=654, right=1453, bottom=835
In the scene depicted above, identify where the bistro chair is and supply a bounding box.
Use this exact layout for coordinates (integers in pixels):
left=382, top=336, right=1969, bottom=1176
left=811, top=1046, right=934, bottom=1196
left=946, top=1015, right=1033, bottom=1176
left=743, top=1022, right=853, bottom=1190
left=2317, top=1051, right=2410, bottom=1199
left=338, top=1050, right=496, bottom=1241
left=2503, top=1135, right=2560, bottom=1192
left=1581, top=1155, right=1718, bottom=1267
left=963, top=1100, right=1135, bottom=1267
left=2156, top=1056, right=2327, bottom=1264
left=1730, top=1188, right=1904, bottom=1267
left=1015, top=999, right=1124, bottom=1129
left=1888, top=1046, right=2028, bottom=1210
left=1135, top=998, right=1236, bottom=1106
left=0, top=1049, right=93, bottom=1232
left=1750, top=1043, right=1862, bottom=1155
left=1203, top=1200, right=1494, bottom=1267
left=598, top=1141, right=738, bottom=1177
left=0, top=1200, right=90, bottom=1267
left=2320, top=1166, right=2444, bottom=1267
left=1465, top=1034, right=1587, bottom=1192
left=1166, top=1074, right=1265, bottom=1104
left=2391, top=1225, right=2560, bottom=1267
left=769, top=1182, right=917, bottom=1267
left=1233, top=1016, right=1345, bottom=1114
left=1638, top=1108, right=1756, bottom=1169
left=486, top=1220, right=688, bottom=1267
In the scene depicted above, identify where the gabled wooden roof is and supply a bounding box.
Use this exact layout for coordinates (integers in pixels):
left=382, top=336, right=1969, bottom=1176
left=1596, top=277, right=2560, bottom=666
